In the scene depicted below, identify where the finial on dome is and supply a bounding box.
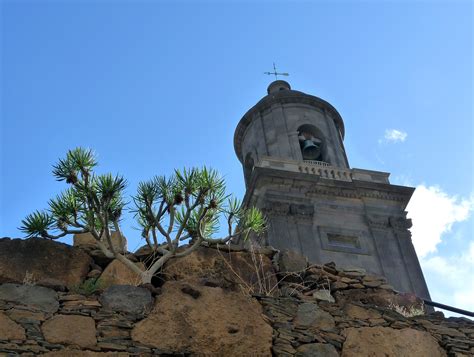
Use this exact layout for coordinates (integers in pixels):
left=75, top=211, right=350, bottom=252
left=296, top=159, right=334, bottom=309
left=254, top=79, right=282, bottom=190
left=264, top=62, right=289, bottom=80
left=267, top=80, right=291, bottom=94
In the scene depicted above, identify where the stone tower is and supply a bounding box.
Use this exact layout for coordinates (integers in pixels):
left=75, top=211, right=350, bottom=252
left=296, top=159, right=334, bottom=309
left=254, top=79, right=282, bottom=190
left=234, top=80, right=430, bottom=299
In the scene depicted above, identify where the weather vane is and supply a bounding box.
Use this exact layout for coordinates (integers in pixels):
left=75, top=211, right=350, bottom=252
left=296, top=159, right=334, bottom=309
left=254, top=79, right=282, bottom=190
left=264, top=62, right=289, bottom=80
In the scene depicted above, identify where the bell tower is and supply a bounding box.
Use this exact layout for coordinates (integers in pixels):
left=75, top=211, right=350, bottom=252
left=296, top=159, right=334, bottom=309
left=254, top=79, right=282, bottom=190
left=234, top=80, right=431, bottom=300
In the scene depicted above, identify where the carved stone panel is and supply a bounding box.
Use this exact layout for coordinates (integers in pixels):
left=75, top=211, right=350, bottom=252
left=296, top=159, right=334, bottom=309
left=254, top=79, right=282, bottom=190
left=318, top=226, right=370, bottom=255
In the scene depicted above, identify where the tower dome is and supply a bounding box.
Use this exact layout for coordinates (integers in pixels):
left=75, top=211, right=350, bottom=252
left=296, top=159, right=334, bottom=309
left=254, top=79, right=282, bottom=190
left=234, top=80, right=348, bottom=186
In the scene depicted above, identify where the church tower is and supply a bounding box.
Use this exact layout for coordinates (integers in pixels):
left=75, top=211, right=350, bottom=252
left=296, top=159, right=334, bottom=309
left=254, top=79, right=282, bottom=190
left=234, top=80, right=430, bottom=299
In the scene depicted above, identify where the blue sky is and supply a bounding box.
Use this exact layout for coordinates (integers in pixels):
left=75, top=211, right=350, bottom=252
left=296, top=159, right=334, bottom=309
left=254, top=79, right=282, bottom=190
left=1, top=1, right=472, bottom=314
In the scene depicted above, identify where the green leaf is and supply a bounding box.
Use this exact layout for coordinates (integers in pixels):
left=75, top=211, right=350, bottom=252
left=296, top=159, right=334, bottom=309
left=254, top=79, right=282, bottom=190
left=95, top=174, right=127, bottom=205
left=67, top=147, right=97, bottom=173
left=241, top=207, right=267, bottom=238
left=52, top=147, right=97, bottom=183
left=19, top=210, right=55, bottom=238
left=48, top=188, right=81, bottom=225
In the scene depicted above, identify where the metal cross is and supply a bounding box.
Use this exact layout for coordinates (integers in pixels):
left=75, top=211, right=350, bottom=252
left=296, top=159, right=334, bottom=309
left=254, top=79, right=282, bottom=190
left=264, top=62, right=289, bottom=80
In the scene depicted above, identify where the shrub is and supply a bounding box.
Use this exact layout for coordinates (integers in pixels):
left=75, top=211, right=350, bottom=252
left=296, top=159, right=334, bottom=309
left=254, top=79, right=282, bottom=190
left=20, top=147, right=266, bottom=284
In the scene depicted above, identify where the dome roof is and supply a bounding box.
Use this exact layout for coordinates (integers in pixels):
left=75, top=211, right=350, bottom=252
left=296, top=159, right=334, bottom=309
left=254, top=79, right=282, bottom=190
left=234, top=81, right=345, bottom=163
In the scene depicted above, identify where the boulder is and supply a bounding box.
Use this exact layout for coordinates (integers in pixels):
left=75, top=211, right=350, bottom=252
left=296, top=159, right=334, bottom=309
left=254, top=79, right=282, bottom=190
left=42, top=314, right=97, bottom=348
left=131, top=281, right=272, bottom=355
left=0, top=311, right=26, bottom=340
left=74, top=231, right=127, bottom=254
left=99, top=259, right=145, bottom=288
left=296, top=343, right=339, bottom=357
left=163, top=246, right=277, bottom=294
left=0, top=284, right=59, bottom=314
left=341, top=327, right=447, bottom=356
left=294, top=302, right=336, bottom=331
left=87, top=249, right=115, bottom=268
left=278, top=250, right=308, bottom=274
left=99, top=285, right=153, bottom=317
left=0, top=238, right=92, bottom=289
left=134, top=244, right=164, bottom=263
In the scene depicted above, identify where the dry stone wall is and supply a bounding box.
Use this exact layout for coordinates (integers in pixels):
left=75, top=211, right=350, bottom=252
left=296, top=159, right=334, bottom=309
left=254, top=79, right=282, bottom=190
left=0, top=237, right=472, bottom=356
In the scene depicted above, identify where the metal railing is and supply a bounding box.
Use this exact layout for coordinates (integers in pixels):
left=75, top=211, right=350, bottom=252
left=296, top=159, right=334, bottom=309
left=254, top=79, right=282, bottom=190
left=423, top=299, right=474, bottom=317
left=303, top=160, right=330, bottom=167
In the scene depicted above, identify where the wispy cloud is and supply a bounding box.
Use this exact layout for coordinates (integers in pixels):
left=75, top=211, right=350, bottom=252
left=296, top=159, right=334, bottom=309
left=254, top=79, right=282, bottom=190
left=421, top=242, right=474, bottom=313
left=380, top=129, right=408, bottom=144
left=407, top=185, right=474, bottom=314
left=407, top=185, right=473, bottom=258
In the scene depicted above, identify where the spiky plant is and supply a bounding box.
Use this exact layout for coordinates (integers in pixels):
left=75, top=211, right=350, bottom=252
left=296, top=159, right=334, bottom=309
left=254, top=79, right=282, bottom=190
left=20, top=147, right=266, bottom=284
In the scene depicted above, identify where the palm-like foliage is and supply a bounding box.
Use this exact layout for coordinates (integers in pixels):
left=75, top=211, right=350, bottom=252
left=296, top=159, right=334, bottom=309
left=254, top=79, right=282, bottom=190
left=20, top=148, right=266, bottom=284
left=20, top=148, right=127, bottom=249
left=131, top=167, right=259, bottom=251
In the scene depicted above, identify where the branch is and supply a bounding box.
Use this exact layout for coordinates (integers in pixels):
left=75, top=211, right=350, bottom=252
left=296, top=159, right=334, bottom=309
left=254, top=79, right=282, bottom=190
left=95, top=240, right=114, bottom=258
left=151, top=227, right=158, bottom=248
left=155, top=221, right=173, bottom=248
left=175, top=236, right=203, bottom=258
left=167, top=205, right=175, bottom=235
left=146, top=250, right=175, bottom=277
left=115, top=253, right=145, bottom=275
left=43, top=232, right=68, bottom=240
left=174, top=190, right=203, bottom=242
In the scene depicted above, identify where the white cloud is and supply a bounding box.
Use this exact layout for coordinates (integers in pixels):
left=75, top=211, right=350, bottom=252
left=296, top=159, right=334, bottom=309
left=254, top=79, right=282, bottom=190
left=382, top=129, right=407, bottom=143
left=406, top=184, right=474, bottom=316
left=421, top=243, right=474, bottom=313
left=407, top=185, right=473, bottom=258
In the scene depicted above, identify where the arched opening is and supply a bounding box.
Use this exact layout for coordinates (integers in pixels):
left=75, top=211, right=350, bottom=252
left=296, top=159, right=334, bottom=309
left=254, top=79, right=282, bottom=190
left=244, top=153, right=255, bottom=186
left=297, top=124, right=327, bottom=163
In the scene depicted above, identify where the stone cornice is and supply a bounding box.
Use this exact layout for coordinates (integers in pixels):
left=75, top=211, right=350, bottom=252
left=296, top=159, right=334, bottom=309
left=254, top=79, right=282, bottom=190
left=243, top=166, right=414, bottom=207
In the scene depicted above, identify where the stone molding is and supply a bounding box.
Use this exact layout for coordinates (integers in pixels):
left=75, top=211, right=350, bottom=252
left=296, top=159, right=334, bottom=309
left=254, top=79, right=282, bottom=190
left=262, top=201, right=314, bottom=219
left=367, top=214, right=390, bottom=229
left=389, top=216, right=413, bottom=230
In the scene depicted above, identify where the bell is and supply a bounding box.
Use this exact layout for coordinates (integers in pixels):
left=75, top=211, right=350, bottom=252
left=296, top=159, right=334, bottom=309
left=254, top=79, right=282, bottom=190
left=302, top=140, right=321, bottom=160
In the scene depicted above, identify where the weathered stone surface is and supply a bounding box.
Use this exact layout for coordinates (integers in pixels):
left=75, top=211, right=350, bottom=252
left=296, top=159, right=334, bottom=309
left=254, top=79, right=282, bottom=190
left=342, top=327, right=447, bottom=357
left=87, top=269, right=102, bottom=279
left=0, top=311, right=26, bottom=340
left=312, top=289, right=335, bottom=303
left=345, top=304, right=382, bottom=320
left=35, top=278, right=67, bottom=291
left=134, top=244, right=164, bottom=261
left=0, top=238, right=92, bottom=288
left=363, top=280, right=382, bottom=288
left=42, top=314, right=97, bottom=348
left=296, top=343, right=339, bottom=357
left=294, top=303, right=335, bottom=331
left=331, top=281, right=349, bottom=291
left=0, top=284, right=58, bottom=314
left=87, top=249, right=115, bottom=268
left=99, top=285, right=153, bottom=316
left=6, top=308, right=46, bottom=323
left=99, top=260, right=145, bottom=288
left=74, top=232, right=127, bottom=254
left=131, top=281, right=272, bottom=355
left=42, top=349, right=128, bottom=356
left=336, top=287, right=399, bottom=309
left=163, top=246, right=277, bottom=293
left=278, top=249, right=308, bottom=273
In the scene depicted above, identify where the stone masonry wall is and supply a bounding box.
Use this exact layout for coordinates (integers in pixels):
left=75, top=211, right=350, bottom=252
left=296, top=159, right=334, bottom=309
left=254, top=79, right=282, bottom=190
left=0, top=238, right=472, bottom=356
